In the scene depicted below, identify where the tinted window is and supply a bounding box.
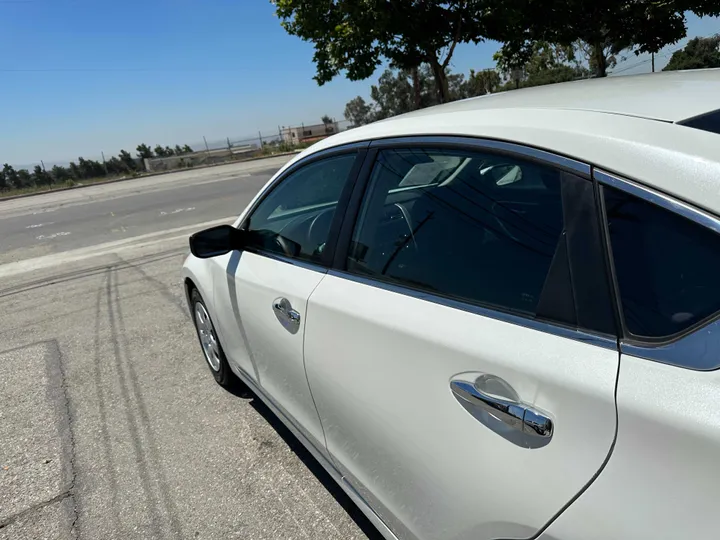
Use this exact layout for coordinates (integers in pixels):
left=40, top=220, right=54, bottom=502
left=348, top=147, right=574, bottom=318
left=679, top=109, right=720, bottom=135
left=244, top=153, right=356, bottom=262
left=604, top=186, right=720, bottom=338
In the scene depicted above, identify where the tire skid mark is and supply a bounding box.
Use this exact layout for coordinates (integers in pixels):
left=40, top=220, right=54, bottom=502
left=93, top=272, right=123, bottom=533
left=109, top=266, right=184, bottom=539
left=105, top=267, right=166, bottom=538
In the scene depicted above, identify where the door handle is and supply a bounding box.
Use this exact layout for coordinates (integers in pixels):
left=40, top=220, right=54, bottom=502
left=272, top=297, right=301, bottom=333
left=450, top=375, right=553, bottom=448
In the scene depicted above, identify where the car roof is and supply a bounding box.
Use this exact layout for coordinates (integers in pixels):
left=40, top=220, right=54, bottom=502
left=290, top=69, right=720, bottom=215
left=384, top=68, right=720, bottom=123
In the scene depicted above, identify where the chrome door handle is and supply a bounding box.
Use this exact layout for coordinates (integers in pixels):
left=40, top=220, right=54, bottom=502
left=272, top=297, right=301, bottom=333
left=450, top=375, right=553, bottom=448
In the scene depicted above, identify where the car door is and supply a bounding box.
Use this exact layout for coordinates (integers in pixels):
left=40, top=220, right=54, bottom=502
left=210, top=148, right=363, bottom=450
left=304, top=139, right=621, bottom=540
left=539, top=171, right=720, bottom=540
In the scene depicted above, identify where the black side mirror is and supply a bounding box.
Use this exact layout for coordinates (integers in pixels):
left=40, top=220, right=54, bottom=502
left=189, top=225, right=244, bottom=259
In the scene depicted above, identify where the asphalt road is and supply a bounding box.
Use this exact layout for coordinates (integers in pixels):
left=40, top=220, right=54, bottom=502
left=0, top=159, right=382, bottom=540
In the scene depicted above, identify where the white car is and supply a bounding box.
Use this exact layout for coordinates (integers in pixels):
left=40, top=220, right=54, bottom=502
left=182, top=69, right=720, bottom=540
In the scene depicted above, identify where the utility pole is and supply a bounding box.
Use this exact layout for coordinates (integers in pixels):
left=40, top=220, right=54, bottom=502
left=651, top=52, right=655, bottom=73
left=203, top=136, right=211, bottom=160
left=40, top=160, right=46, bottom=173
left=258, top=130, right=264, bottom=147
left=101, top=151, right=109, bottom=175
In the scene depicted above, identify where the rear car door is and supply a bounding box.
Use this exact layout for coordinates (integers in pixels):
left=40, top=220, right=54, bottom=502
left=539, top=171, right=720, bottom=540
left=209, top=147, right=363, bottom=450
left=304, top=139, right=621, bottom=540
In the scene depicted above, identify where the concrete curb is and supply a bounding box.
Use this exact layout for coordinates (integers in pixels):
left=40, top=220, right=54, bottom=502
left=0, top=151, right=300, bottom=203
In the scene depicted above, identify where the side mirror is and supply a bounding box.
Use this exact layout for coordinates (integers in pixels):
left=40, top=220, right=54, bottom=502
left=189, top=225, right=244, bottom=259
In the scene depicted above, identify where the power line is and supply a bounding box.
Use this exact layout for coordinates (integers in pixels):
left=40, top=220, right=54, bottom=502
left=0, top=67, right=242, bottom=72
left=611, top=31, right=720, bottom=75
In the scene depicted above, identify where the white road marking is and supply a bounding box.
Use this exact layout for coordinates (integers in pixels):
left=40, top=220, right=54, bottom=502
left=160, top=207, right=195, bottom=216
left=0, top=216, right=235, bottom=279
left=239, top=173, right=251, bottom=177
left=26, top=222, right=54, bottom=229
left=31, top=208, right=58, bottom=215
left=36, top=231, right=71, bottom=240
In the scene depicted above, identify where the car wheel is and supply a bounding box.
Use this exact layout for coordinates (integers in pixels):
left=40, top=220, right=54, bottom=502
left=190, top=288, right=233, bottom=387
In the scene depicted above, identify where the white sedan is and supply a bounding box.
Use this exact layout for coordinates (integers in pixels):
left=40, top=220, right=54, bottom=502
left=182, top=69, right=720, bottom=540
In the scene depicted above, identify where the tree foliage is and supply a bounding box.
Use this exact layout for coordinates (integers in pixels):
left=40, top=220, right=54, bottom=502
left=492, top=1, right=720, bottom=77
left=344, top=64, right=502, bottom=126
left=136, top=144, right=154, bottom=160
left=0, top=141, right=197, bottom=193
left=273, top=0, right=490, bottom=103
left=664, top=35, right=720, bottom=71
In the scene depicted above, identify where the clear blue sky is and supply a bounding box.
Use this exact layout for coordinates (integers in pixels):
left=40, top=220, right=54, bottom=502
left=0, top=1, right=717, bottom=167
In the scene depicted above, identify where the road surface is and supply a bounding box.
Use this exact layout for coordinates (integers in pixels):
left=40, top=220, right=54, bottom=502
left=0, top=159, right=382, bottom=540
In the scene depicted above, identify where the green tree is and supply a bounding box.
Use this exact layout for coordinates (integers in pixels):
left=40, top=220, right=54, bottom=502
left=664, top=35, right=720, bottom=71
left=463, top=69, right=501, bottom=96
left=136, top=144, right=153, bottom=160
left=51, top=165, right=69, bottom=183
left=369, top=68, right=416, bottom=120
left=494, top=41, right=589, bottom=89
left=118, top=149, right=137, bottom=171
left=68, top=162, right=81, bottom=179
left=164, top=146, right=175, bottom=156
left=344, top=96, right=374, bottom=127
left=181, top=144, right=193, bottom=154
left=491, top=1, right=720, bottom=78
left=77, top=157, right=104, bottom=179
left=174, top=145, right=184, bottom=155
left=17, top=169, right=33, bottom=188
left=32, top=165, right=52, bottom=186
left=274, top=0, right=488, bottom=103
left=105, top=157, right=127, bottom=175
left=3, top=163, right=19, bottom=189
left=321, top=114, right=333, bottom=125
left=154, top=145, right=168, bottom=157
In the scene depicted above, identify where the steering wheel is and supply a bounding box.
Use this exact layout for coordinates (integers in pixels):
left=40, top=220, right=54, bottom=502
left=393, top=203, right=418, bottom=251
left=306, top=208, right=336, bottom=254
left=274, top=235, right=298, bottom=257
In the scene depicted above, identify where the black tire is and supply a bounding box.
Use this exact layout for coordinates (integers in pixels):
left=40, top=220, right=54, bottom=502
left=190, top=288, right=234, bottom=387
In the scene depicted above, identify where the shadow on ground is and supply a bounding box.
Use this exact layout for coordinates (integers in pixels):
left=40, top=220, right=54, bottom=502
left=220, top=379, right=386, bottom=540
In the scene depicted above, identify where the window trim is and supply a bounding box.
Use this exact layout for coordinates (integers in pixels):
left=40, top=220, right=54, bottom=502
left=368, top=136, right=591, bottom=178
left=328, top=269, right=617, bottom=351
left=238, top=141, right=370, bottom=269
left=595, top=168, right=720, bottom=370
left=329, top=135, right=618, bottom=350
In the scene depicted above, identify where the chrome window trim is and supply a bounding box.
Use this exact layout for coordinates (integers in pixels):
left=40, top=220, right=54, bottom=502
left=596, top=168, right=720, bottom=371
left=368, top=135, right=591, bottom=177
left=595, top=169, right=720, bottom=236
left=621, top=322, right=720, bottom=371
left=328, top=270, right=617, bottom=351
left=241, top=247, right=329, bottom=274
left=238, top=141, right=370, bottom=231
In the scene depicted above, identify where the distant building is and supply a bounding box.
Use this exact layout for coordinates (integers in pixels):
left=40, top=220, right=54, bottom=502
left=281, top=121, right=339, bottom=144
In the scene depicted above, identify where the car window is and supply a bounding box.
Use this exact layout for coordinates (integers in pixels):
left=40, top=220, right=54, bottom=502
left=603, top=186, right=720, bottom=338
left=347, top=147, right=576, bottom=319
left=244, top=153, right=356, bottom=263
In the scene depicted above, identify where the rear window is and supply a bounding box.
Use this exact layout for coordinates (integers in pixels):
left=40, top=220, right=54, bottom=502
left=678, top=109, right=720, bottom=135
left=603, top=186, right=720, bottom=339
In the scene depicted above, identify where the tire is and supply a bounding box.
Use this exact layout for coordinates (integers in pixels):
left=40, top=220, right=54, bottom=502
left=190, top=288, right=234, bottom=387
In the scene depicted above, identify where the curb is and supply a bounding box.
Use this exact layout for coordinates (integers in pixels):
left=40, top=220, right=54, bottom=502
left=0, top=151, right=300, bottom=202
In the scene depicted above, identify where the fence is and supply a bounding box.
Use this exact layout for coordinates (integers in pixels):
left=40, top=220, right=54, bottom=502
left=9, top=118, right=353, bottom=179
left=143, top=118, right=352, bottom=173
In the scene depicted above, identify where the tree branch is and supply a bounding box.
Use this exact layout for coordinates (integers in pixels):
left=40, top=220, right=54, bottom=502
left=442, top=14, right=462, bottom=69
